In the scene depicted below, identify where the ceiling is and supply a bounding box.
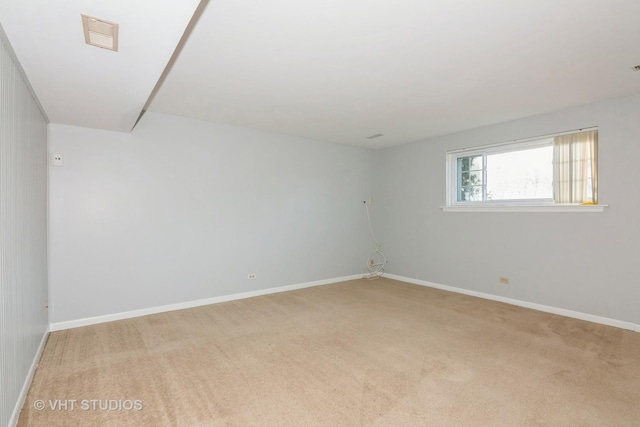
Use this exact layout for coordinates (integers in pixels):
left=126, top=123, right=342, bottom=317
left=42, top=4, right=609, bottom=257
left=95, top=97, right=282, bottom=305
left=2, top=0, right=640, bottom=149
left=0, top=0, right=201, bottom=132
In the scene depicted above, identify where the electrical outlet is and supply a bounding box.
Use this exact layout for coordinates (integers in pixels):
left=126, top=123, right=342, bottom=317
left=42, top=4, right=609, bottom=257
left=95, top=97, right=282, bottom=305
left=248, top=273, right=256, bottom=280
left=499, top=276, right=510, bottom=284
left=52, top=153, right=64, bottom=167
left=369, top=198, right=374, bottom=205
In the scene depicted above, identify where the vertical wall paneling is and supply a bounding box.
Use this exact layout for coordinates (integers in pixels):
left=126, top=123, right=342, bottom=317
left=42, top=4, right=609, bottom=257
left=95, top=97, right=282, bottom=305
left=0, top=31, right=48, bottom=427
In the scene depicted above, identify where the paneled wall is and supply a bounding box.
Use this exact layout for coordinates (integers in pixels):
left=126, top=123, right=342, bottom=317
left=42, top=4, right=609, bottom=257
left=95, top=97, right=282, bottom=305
left=0, top=29, right=48, bottom=427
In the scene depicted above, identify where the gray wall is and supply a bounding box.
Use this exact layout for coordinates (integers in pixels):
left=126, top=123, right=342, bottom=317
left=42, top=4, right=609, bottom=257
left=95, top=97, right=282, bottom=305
left=48, top=112, right=375, bottom=324
left=0, top=29, right=48, bottom=427
left=46, top=81, right=640, bottom=328
left=376, top=94, right=640, bottom=325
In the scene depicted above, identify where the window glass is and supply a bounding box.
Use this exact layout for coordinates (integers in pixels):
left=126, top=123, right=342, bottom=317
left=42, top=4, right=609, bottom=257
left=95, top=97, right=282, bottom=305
left=486, top=145, right=552, bottom=201
left=446, top=129, right=597, bottom=207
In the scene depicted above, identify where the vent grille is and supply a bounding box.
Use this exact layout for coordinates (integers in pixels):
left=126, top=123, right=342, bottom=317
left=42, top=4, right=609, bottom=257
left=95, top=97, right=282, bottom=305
left=81, top=14, right=119, bottom=51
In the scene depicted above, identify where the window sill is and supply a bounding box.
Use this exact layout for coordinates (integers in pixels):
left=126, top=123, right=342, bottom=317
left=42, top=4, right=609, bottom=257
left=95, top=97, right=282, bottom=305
left=441, top=204, right=608, bottom=213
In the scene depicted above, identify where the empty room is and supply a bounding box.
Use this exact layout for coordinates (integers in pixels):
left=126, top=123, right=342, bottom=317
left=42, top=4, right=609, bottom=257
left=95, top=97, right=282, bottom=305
left=1, top=1, right=640, bottom=426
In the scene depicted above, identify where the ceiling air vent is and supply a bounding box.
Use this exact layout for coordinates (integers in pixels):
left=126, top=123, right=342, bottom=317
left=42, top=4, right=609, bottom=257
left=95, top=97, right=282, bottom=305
left=81, top=14, right=119, bottom=51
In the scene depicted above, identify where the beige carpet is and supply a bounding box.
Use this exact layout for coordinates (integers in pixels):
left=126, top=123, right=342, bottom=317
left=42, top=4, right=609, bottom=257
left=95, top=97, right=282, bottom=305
left=18, top=278, right=640, bottom=426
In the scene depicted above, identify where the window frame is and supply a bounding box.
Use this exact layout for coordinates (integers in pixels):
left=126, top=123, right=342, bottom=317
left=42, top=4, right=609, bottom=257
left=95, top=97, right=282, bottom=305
left=444, top=128, right=605, bottom=212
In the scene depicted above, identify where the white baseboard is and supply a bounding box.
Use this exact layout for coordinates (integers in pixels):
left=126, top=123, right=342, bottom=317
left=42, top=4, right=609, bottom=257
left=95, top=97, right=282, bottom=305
left=385, top=274, right=640, bottom=332
left=49, top=274, right=363, bottom=332
left=9, top=328, right=49, bottom=427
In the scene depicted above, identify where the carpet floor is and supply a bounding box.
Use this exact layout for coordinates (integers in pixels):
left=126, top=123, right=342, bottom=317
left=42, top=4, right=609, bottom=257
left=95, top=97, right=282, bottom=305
left=18, top=278, right=640, bottom=426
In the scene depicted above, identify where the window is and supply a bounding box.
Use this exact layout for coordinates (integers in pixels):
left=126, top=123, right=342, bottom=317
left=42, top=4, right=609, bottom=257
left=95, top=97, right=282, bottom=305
left=446, top=129, right=599, bottom=209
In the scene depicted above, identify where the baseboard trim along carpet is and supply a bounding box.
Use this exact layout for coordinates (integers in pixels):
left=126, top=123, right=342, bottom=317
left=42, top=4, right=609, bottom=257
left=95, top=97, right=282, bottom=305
left=385, top=274, right=639, bottom=333
left=49, top=274, right=363, bottom=332
left=9, top=329, right=49, bottom=427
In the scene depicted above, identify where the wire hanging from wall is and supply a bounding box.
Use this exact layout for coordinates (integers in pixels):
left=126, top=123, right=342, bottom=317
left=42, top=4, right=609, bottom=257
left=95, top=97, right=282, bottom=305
left=362, top=201, right=387, bottom=280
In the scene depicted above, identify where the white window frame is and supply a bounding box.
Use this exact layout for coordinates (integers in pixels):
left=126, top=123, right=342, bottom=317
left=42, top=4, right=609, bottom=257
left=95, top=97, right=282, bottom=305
left=443, top=128, right=606, bottom=213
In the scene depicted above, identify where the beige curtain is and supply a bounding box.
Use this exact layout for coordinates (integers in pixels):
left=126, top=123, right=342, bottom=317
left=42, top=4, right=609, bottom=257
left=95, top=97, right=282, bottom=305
left=553, top=130, right=598, bottom=204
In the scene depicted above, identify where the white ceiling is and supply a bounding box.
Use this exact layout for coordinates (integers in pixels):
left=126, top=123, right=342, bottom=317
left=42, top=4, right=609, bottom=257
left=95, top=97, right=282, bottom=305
left=0, top=0, right=201, bottom=132
left=2, top=0, right=640, bottom=148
